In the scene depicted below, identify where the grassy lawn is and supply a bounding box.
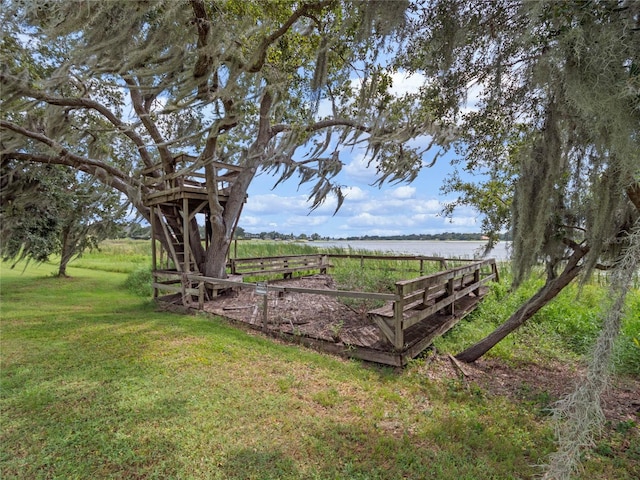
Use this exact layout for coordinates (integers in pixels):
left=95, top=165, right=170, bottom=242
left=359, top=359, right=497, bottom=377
left=1, top=242, right=638, bottom=479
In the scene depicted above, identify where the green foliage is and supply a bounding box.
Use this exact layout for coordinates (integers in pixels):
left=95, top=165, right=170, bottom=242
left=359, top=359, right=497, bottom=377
left=124, top=267, right=153, bottom=297
left=68, top=239, right=150, bottom=273
left=0, top=162, right=128, bottom=275
left=434, top=273, right=640, bottom=375
left=1, top=163, right=68, bottom=265
left=231, top=240, right=319, bottom=258
left=613, top=290, right=640, bottom=376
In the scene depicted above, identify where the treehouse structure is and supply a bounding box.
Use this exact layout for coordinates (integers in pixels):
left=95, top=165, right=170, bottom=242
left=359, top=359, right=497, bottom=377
left=142, top=154, right=245, bottom=304
left=141, top=154, right=500, bottom=366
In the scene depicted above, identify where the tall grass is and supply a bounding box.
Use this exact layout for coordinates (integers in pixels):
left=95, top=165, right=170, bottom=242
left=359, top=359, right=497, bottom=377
left=64, top=238, right=151, bottom=273
left=432, top=270, right=640, bottom=374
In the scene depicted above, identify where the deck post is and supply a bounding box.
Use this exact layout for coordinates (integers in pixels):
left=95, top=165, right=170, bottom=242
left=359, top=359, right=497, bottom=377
left=262, top=288, right=268, bottom=331
left=446, top=278, right=455, bottom=315
left=320, top=255, right=328, bottom=274
left=183, top=196, right=190, bottom=273
left=473, top=266, right=481, bottom=297
left=393, top=283, right=405, bottom=350
left=198, top=281, right=204, bottom=309
left=150, top=205, right=158, bottom=298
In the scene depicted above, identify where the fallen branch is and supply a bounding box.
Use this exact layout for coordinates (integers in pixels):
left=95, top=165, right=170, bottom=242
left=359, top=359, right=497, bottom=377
left=448, top=353, right=470, bottom=377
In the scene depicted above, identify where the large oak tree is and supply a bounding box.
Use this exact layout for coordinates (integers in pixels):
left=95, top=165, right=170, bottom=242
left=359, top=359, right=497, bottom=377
left=1, top=0, right=433, bottom=278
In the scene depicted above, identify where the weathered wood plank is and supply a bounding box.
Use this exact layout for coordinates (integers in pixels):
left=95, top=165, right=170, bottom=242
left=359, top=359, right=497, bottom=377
left=153, top=283, right=200, bottom=295
left=369, top=314, right=396, bottom=346
left=187, top=274, right=397, bottom=301
left=230, top=254, right=330, bottom=277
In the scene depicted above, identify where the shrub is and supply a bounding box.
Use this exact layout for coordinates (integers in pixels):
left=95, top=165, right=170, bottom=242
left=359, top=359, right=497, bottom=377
left=124, top=266, right=153, bottom=297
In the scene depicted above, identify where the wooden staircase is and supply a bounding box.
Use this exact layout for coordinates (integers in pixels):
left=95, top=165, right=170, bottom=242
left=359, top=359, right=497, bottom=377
left=155, top=203, right=199, bottom=273
left=141, top=155, right=245, bottom=302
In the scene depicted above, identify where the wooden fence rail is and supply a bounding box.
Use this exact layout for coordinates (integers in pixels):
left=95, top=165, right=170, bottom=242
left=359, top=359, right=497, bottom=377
left=153, top=257, right=498, bottom=365
left=368, top=259, right=499, bottom=350
left=229, top=254, right=331, bottom=278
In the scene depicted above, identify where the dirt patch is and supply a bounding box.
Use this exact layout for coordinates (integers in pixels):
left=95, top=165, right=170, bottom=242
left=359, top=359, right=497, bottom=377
left=470, top=358, right=640, bottom=424
left=418, top=353, right=640, bottom=424
left=203, top=274, right=385, bottom=348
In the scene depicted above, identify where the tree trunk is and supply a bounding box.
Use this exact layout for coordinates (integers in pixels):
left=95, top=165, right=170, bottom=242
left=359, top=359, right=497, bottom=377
left=205, top=233, right=231, bottom=278
left=456, top=246, right=587, bottom=363
left=58, top=227, right=73, bottom=277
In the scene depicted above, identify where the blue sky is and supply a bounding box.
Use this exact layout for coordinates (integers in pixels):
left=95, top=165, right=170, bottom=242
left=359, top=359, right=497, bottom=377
left=241, top=148, right=480, bottom=238
left=240, top=71, right=482, bottom=238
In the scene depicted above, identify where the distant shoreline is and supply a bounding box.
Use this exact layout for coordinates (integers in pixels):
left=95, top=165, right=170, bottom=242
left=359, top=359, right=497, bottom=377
left=303, top=239, right=512, bottom=261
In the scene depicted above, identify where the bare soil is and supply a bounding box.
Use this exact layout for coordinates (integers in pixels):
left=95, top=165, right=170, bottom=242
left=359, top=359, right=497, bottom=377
left=203, top=274, right=384, bottom=348
left=419, top=353, right=640, bottom=424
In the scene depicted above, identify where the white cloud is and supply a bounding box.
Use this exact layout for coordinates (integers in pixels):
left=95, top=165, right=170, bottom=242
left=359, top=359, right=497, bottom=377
left=239, top=215, right=261, bottom=227
left=342, top=186, right=368, bottom=201
left=343, top=153, right=378, bottom=184
left=410, top=213, right=439, bottom=223
left=447, top=216, right=478, bottom=227
left=413, top=199, right=443, bottom=213
left=245, top=194, right=309, bottom=215
left=389, top=71, right=425, bottom=97
left=347, top=212, right=389, bottom=227
left=389, top=185, right=416, bottom=199
left=283, top=215, right=329, bottom=227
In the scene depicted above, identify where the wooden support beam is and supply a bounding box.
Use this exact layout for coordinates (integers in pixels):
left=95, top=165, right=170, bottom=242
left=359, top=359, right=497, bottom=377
left=393, top=283, right=405, bottom=350
left=156, top=212, right=181, bottom=272
left=183, top=197, right=190, bottom=273
left=150, top=205, right=158, bottom=298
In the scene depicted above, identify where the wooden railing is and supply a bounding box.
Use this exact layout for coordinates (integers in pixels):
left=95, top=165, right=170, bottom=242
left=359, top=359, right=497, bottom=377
left=153, top=257, right=499, bottom=359
left=229, top=254, right=332, bottom=278
left=141, top=155, right=244, bottom=200
left=368, top=259, right=498, bottom=350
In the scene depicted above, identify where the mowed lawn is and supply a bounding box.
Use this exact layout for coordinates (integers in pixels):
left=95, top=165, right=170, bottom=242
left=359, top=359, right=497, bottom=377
left=1, top=262, right=637, bottom=479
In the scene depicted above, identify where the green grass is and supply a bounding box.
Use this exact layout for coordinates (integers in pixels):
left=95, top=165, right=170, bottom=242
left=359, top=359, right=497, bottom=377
left=2, top=241, right=638, bottom=479
left=432, top=270, right=640, bottom=375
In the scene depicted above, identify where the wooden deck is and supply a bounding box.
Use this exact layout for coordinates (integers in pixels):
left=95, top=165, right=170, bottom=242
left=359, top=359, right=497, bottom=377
left=154, top=256, right=499, bottom=366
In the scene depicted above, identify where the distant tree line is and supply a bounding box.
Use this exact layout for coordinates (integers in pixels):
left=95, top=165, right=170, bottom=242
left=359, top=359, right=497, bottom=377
left=336, top=232, right=512, bottom=241
left=228, top=227, right=510, bottom=242
left=121, top=225, right=506, bottom=242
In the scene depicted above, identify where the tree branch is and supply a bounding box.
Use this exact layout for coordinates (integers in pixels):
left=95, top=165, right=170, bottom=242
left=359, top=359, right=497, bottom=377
left=0, top=121, right=142, bottom=194
left=270, top=118, right=373, bottom=138
left=246, top=0, right=335, bottom=73
left=0, top=72, right=155, bottom=169
left=190, top=0, right=214, bottom=98
left=627, top=181, right=640, bottom=213
left=122, top=75, right=174, bottom=172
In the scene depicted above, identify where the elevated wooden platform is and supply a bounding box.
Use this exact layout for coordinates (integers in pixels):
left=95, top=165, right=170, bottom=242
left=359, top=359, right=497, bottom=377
left=143, top=155, right=246, bottom=280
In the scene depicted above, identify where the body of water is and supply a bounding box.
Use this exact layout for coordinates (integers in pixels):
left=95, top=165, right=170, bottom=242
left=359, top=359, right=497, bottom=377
left=306, top=240, right=512, bottom=261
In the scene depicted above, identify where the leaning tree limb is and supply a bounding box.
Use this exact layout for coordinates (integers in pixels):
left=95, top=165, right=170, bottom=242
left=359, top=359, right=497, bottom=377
left=455, top=243, right=588, bottom=363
